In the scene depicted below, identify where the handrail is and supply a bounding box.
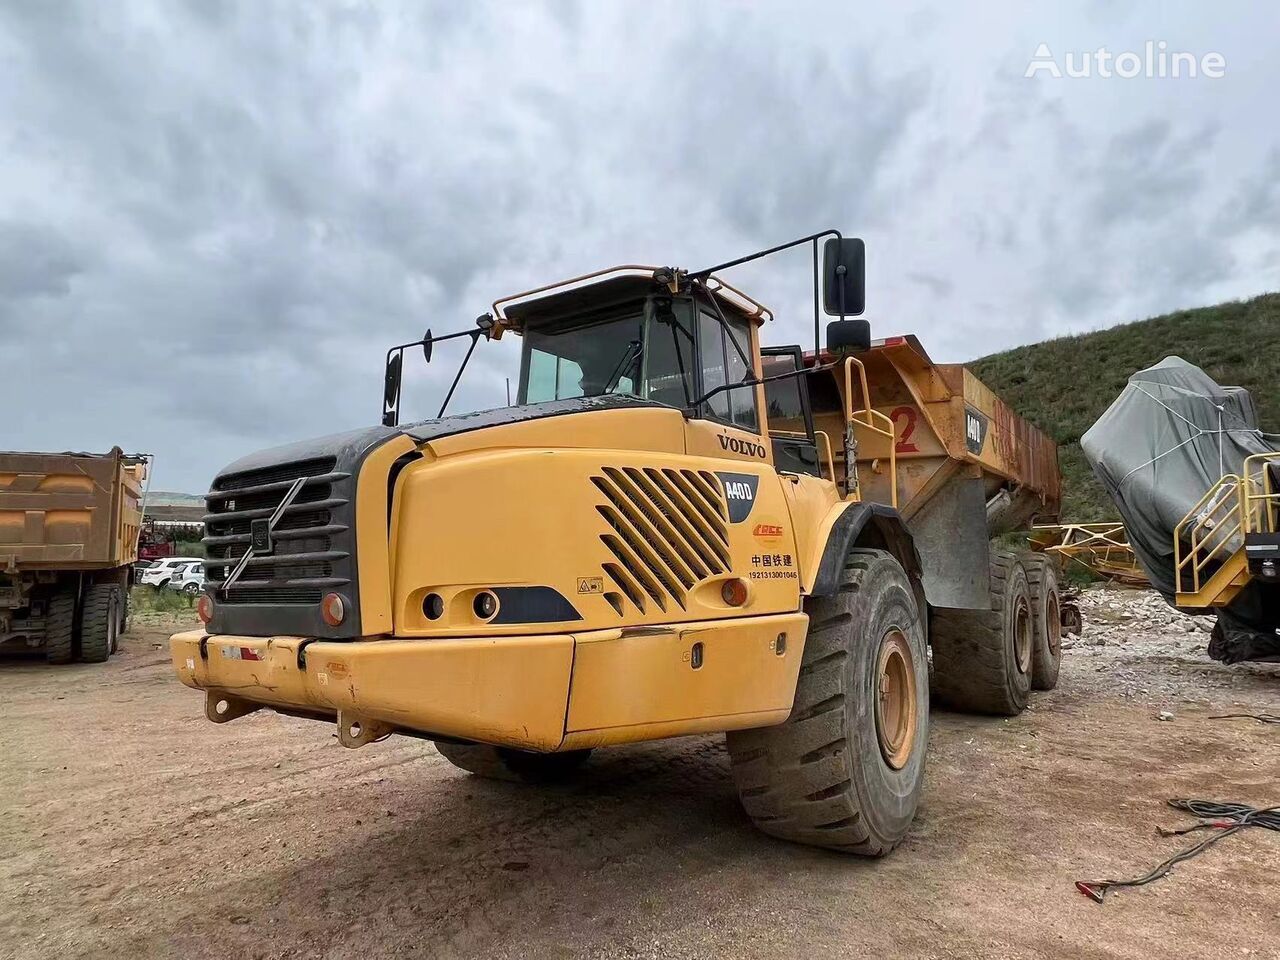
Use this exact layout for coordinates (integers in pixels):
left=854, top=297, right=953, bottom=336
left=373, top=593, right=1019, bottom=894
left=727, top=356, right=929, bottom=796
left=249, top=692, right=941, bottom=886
left=1174, top=452, right=1280, bottom=597
left=1242, top=452, right=1280, bottom=534
left=840, top=356, right=898, bottom=508
left=814, top=430, right=836, bottom=483
left=1174, top=475, right=1243, bottom=594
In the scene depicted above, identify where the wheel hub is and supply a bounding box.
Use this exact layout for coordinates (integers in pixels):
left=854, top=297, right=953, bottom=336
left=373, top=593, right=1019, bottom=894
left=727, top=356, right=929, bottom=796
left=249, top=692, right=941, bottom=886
left=874, top=628, right=919, bottom=770
left=1013, top=596, right=1033, bottom=674
left=1045, top=591, right=1061, bottom=658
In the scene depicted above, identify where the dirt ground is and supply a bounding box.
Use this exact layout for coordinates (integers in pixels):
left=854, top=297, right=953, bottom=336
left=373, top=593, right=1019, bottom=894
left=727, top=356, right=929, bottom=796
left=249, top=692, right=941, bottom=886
left=2, top=589, right=1277, bottom=960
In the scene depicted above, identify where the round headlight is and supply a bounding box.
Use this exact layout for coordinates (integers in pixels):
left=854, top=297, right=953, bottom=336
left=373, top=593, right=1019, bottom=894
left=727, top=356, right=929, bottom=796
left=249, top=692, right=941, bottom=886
left=320, top=593, right=346, bottom=627
left=473, top=591, right=498, bottom=620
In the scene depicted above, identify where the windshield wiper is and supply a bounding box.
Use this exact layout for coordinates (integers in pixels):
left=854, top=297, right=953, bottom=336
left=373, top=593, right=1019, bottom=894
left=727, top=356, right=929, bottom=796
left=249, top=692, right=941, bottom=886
left=597, top=339, right=643, bottom=396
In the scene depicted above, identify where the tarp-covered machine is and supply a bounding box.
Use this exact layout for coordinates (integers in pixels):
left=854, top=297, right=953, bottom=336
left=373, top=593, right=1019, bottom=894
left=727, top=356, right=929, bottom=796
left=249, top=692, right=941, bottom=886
left=1082, top=357, right=1280, bottom=663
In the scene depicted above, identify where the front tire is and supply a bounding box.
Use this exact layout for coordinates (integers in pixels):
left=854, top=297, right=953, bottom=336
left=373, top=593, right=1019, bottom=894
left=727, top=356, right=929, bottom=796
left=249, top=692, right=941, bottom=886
left=725, top=548, right=928, bottom=855
left=433, top=741, right=592, bottom=783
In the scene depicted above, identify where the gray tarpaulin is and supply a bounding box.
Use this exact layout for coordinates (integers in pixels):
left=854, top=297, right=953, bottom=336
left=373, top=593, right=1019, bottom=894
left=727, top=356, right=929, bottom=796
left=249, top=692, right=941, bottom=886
left=1081, top=356, right=1276, bottom=599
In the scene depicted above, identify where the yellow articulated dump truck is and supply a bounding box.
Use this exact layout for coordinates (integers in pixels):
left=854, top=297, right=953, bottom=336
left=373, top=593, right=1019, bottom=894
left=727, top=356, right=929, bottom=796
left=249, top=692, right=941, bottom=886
left=1, top=448, right=146, bottom=663
left=173, top=231, right=1061, bottom=853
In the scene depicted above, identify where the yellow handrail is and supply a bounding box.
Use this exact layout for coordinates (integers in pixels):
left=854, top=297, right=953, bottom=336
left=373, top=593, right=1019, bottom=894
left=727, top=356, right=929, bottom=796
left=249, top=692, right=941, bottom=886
left=1174, top=452, right=1280, bottom=596
left=1174, top=476, right=1242, bottom=594
left=813, top=430, right=837, bottom=484
left=840, top=357, right=898, bottom=508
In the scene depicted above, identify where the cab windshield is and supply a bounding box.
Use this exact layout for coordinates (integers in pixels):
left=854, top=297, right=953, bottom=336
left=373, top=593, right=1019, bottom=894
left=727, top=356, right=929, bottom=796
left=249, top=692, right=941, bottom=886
left=520, top=300, right=697, bottom=409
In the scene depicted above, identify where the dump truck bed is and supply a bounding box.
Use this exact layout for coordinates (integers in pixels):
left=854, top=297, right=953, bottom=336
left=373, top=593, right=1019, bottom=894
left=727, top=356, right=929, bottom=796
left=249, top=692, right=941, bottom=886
left=806, top=335, right=1060, bottom=522
left=0, top=449, right=146, bottom=573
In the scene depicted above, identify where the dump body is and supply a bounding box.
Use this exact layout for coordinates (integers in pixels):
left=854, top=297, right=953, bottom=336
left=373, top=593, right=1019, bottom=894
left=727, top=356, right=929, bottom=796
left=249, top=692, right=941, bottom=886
left=806, top=335, right=1060, bottom=521
left=802, top=335, right=1060, bottom=610
left=0, top=449, right=145, bottom=572
left=1, top=448, right=145, bottom=655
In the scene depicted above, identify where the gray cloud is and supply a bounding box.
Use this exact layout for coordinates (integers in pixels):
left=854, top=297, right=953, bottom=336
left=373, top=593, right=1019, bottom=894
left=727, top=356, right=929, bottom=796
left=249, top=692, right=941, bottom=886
left=0, top=222, right=90, bottom=301
left=0, top=2, right=1277, bottom=491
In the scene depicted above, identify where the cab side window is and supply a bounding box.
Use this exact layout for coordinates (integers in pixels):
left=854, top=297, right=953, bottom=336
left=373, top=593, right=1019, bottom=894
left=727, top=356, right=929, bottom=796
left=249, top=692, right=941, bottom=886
left=697, top=308, right=759, bottom=432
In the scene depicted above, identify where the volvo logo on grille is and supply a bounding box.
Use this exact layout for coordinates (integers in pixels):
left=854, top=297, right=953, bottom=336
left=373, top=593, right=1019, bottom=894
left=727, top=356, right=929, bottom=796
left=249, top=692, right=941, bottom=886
left=250, top=518, right=273, bottom=555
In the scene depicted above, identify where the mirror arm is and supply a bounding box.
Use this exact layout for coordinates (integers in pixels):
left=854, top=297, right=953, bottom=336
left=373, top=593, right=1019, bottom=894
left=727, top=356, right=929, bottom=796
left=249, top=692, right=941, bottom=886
left=694, top=278, right=754, bottom=372
left=382, top=315, right=496, bottom=427
left=688, top=228, right=841, bottom=280
left=813, top=239, right=821, bottom=357
left=437, top=330, right=483, bottom=419
left=686, top=360, right=838, bottom=413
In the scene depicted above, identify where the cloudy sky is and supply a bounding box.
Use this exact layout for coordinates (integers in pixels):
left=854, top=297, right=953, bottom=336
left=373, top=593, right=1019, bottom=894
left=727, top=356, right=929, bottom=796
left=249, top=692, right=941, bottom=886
left=1, top=2, right=1277, bottom=492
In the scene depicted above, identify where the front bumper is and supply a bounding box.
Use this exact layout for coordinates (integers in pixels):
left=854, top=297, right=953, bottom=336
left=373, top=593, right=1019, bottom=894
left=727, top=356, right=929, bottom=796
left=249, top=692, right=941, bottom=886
left=171, top=612, right=806, bottom=752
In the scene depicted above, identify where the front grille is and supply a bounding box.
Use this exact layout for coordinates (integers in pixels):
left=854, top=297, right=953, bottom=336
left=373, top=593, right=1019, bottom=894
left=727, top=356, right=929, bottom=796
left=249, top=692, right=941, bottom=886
left=591, top=466, right=730, bottom=614
left=203, top=456, right=352, bottom=605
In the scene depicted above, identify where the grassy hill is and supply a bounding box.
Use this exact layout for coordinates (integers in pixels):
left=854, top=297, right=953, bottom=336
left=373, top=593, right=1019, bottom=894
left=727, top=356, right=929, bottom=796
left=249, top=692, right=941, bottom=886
left=969, top=292, right=1280, bottom=521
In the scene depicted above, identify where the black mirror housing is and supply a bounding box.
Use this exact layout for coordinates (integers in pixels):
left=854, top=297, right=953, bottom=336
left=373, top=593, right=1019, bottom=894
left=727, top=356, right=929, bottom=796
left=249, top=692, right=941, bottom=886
left=827, top=318, right=871, bottom=355
left=822, top=237, right=866, bottom=316
left=382, top=353, right=403, bottom=425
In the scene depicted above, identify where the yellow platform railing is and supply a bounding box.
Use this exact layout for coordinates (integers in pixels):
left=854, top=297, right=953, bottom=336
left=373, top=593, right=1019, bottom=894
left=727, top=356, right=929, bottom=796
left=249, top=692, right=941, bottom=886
left=1174, top=452, right=1280, bottom=599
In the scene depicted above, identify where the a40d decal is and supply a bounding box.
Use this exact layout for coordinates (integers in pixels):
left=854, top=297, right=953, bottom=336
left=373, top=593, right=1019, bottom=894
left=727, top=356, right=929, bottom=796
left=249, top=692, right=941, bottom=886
left=715, top=472, right=759, bottom=523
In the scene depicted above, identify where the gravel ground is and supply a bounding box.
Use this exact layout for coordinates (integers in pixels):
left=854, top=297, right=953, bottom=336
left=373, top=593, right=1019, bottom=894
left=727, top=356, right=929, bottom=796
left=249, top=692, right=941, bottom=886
left=1, top=595, right=1277, bottom=960
left=1066, top=583, right=1280, bottom=704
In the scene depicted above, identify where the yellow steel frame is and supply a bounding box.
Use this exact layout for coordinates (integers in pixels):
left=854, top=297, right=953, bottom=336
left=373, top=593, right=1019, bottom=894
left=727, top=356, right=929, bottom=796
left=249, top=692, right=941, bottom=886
left=1028, top=522, right=1146, bottom=585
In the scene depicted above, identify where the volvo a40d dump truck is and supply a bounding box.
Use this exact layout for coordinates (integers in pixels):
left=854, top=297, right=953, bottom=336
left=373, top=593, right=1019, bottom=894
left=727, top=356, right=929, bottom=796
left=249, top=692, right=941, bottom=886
left=173, top=232, right=1061, bottom=853
left=1, top=448, right=146, bottom=663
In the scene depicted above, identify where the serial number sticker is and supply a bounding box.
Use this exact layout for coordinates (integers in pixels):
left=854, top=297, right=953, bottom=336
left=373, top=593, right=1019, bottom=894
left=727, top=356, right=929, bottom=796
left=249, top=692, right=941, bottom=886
left=577, top=577, right=604, bottom=595
left=749, top=570, right=799, bottom=580
left=185, top=658, right=196, bottom=671
left=317, top=672, right=329, bottom=686
left=220, top=645, right=242, bottom=660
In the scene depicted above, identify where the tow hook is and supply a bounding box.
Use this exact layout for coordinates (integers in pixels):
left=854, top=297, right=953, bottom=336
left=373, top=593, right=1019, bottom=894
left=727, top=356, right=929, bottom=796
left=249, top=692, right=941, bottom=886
left=337, top=710, right=395, bottom=748
left=205, top=691, right=261, bottom=723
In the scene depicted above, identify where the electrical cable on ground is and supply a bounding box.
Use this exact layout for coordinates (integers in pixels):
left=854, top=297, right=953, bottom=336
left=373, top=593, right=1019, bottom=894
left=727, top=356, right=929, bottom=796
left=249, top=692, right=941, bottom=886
left=1075, top=799, right=1280, bottom=903
left=1208, top=713, right=1280, bottom=725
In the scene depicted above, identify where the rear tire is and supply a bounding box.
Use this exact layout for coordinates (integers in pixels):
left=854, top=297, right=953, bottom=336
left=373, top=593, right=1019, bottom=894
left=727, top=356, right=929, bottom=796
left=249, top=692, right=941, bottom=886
left=80, top=583, right=120, bottom=663
left=930, top=551, right=1032, bottom=716
left=1025, top=555, right=1062, bottom=691
left=433, top=741, right=592, bottom=783
left=725, top=548, right=928, bottom=855
left=44, top=589, right=77, bottom=665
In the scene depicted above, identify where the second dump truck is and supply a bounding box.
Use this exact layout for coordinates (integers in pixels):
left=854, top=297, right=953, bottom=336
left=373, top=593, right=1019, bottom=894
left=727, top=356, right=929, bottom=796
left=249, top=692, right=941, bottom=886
left=172, top=232, right=1062, bottom=853
left=1, top=448, right=144, bottom=663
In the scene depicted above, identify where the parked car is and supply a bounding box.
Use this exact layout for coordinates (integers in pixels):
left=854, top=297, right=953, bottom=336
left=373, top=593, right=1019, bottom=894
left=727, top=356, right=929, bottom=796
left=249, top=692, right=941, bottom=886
left=166, top=561, right=206, bottom=596
left=136, top=556, right=203, bottom=589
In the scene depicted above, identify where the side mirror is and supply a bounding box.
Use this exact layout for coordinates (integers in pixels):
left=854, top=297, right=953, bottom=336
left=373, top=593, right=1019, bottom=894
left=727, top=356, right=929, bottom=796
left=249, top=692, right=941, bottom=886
left=422, top=329, right=433, bottom=363
left=827, top=318, right=871, bottom=355
left=382, top=353, right=403, bottom=426
left=822, top=237, right=866, bottom=316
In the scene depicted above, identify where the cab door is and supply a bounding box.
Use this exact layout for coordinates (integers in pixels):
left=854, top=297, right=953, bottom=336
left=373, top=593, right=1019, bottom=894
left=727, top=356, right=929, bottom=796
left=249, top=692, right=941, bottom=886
left=760, top=345, right=822, bottom=478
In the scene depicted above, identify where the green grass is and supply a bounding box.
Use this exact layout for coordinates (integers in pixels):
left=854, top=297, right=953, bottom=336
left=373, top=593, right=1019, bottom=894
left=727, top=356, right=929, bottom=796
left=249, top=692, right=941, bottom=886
left=969, top=292, right=1280, bottom=521
left=130, top=585, right=195, bottom=614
